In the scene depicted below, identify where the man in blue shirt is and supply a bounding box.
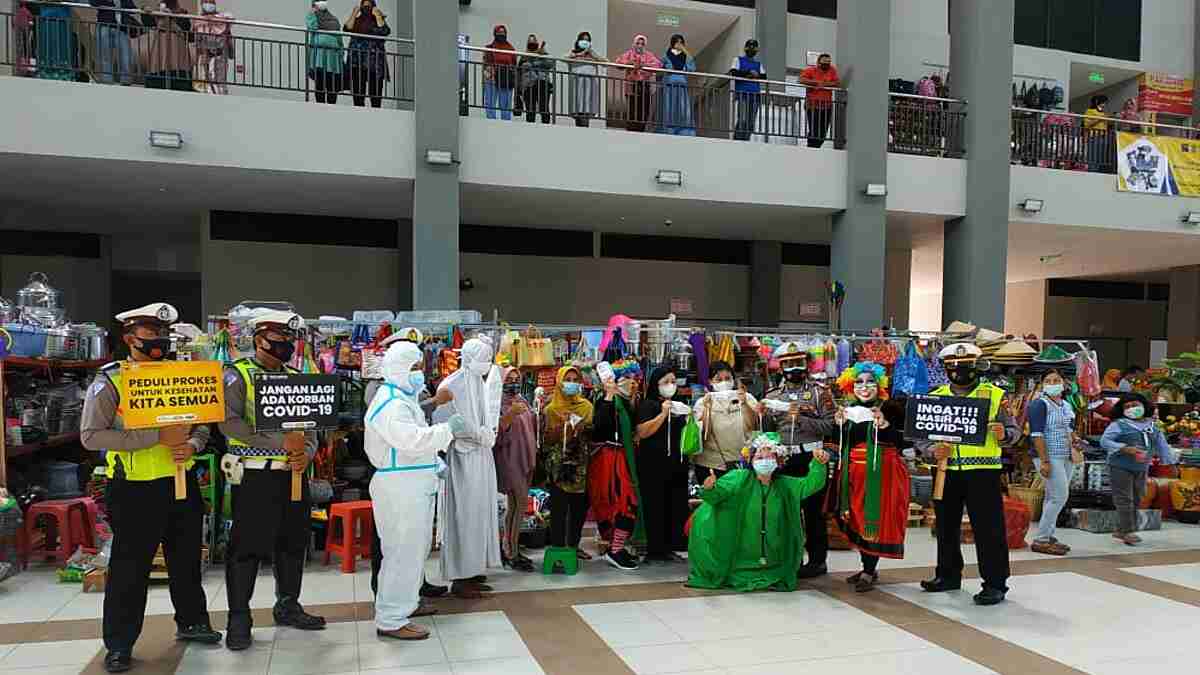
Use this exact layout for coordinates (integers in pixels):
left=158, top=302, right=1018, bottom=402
left=729, top=39, right=766, bottom=141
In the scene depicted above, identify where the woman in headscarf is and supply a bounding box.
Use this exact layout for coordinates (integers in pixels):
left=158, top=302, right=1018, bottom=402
left=194, top=2, right=234, bottom=95
left=692, top=361, right=757, bottom=484
left=590, top=362, right=644, bottom=571
left=518, top=34, right=556, bottom=124
left=306, top=0, right=344, bottom=105
left=636, top=366, right=690, bottom=565
left=658, top=33, right=696, bottom=136
left=494, top=368, right=537, bottom=572
left=542, top=366, right=595, bottom=563
left=612, top=34, right=662, bottom=132
left=344, top=0, right=392, bottom=108
left=142, top=0, right=193, bottom=92
left=832, top=362, right=910, bottom=592
left=483, top=24, right=517, bottom=120
left=565, top=30, right=605, bottom=127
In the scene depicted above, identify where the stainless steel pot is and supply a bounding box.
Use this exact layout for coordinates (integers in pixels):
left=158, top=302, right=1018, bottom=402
left=16, top=272, right=61, bottom=310
left=44, top=327, right=78, bottom=360
left=75, top=324, right=108, bottom=361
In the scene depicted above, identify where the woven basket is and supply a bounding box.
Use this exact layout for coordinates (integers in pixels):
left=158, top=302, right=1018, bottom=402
left=1008, top=484, right=1044, bottom=523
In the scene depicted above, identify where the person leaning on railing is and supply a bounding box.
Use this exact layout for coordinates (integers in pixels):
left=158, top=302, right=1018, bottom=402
left=142, top=0, right=194, bottom=93
left=90, top=0, right=140, bottom=86
left=194, top=2, right=233, bottom=95
left=565, top=31, right=605, bottom=128
left=306, top=0, right=344, bottom=105
left=612, top=34, right=661, bottom=133
left=517, top=35, right=556, bottom=125
left=800, top=53, right=840, bottom=148
left=483, top=25, right=517, bottom=120
left=344, top=0, right=391, bottom=108
left=728, top=39, right=765, bottom=141
left=659, top=34, right=696, bottom=136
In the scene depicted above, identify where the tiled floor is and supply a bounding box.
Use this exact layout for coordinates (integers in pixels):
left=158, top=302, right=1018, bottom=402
left=0, top=638, right=103, bottom=674
left=1121, top=562, right=1200, bottom=591
left=576, top=593, right=996, bottom=675
left=174, top=612, right=542, bottom=675
left=882, top=571, right=1200, bottom=673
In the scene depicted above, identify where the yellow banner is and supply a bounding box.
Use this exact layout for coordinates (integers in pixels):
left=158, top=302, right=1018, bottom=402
left=1116, top=132, right=1200, bottom=196
left=120, top=360, right=226, bottom=429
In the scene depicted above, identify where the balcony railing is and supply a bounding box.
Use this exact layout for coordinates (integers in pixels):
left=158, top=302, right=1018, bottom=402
left=1011, top=107, right=1200, bottom=175
left=888, top=92, right=967, bottom=158
left=1, top=2, right=413, bottom=105
left=460, top=45, right=847, bottom=146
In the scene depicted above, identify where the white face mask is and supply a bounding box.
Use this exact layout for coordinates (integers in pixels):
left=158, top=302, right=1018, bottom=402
left=659, top=383, right=677, bottom=399
left=202, top=2, right=217, bottom=12
left=711, top=380, right=735, bottom=392
left=314, top=1, right=328, bottom=9
left=753, top=458, right=777, bottom=476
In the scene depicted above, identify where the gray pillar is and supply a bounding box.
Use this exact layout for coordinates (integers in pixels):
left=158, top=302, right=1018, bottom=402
left=830, top=0, right=890, bottom=331
left=1168, top=266, right=1200, bottom=355
left=1194, top=3, right=1200, bottom=122
left=756, top=0, right=787, bottom=83
left=411, top=0, right=459, bottom=310
left=749, top=241, right=782, bottom=326
left=884, top=248, right=912, bottom=330
left=943, top=0, right=1014, bottom=330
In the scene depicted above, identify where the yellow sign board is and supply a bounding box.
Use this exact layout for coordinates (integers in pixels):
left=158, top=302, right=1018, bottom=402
left=120, top=360, right=226, bottom=429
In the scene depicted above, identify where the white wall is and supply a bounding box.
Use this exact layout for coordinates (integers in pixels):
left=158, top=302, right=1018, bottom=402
left=1004, top=279, right=1046, bottom=337
left=695, top=12, right=755, bottom=81
left=1010, top=166, right=1200, bottom=233
left=0, top=77, right=416, bottom=179
left=888, top=155, right=966, bottom=215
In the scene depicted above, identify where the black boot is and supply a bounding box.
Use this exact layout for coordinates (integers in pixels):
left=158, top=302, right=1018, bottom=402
left=225, top=558, right=258, bottom=651
left=272, top=552, right=326, bottom=630
left=920, top=577, right=962, bottom=593
left=104, top=650, right=132, bottom=673
left=420, top=580, right=448, bottom=598
left=796, top=562, right=828, bottom=579
left=974, top=587, right=1007, bottom=606
left=176, top=623, right=223, bottom=644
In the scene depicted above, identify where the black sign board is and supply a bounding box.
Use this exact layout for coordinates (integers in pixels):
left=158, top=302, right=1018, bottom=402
left=903, top=394, right=991, bottom=445
left=253, top=373, right=340, bottom=433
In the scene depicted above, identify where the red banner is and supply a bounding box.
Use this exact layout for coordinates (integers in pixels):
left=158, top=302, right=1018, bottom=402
left=1138, top=73, right=1194, bottom=116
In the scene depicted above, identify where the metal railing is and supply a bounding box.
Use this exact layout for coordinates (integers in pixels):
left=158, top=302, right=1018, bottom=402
left=1, top=2, right=413, bottom=105
left=1010, top=107, right=1200, bottom=175
left=459, top=44, right=847, bottom=146
left=888, top=92, right=967, bottom=158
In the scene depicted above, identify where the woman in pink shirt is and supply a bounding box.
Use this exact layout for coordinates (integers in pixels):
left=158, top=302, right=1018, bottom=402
left=613, top=34, right=662, bottom=132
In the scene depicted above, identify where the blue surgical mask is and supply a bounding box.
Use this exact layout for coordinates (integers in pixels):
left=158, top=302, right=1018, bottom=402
left=1126, top=405, right=1145, bottom=420
left=562, top=381, right=582, bottom=396
left=578, top=40, right=591, bottom=50
left=1043, top=383, right=1064, bottom=397
left=753, top=459, right=777, bottom=476
left=408, top=370, right=426, bottom=392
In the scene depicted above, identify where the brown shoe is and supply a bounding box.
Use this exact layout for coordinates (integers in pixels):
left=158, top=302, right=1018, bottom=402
left=1031, top=541, right=1068, bottom=556
left=450, top=582, right=485, bottom=599
left=376, top=624, right=431, bottom=641
left=1113, top=532, right=1140, bottom=546
left=411, top=602, right=438, bottom=618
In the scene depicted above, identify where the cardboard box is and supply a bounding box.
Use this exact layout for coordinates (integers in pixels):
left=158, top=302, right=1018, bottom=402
left=82, top=568, right=106, bottom=593
left=1071, top=508, right=1162, bottom=534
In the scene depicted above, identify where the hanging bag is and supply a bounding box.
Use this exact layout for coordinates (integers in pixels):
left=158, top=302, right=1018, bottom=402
left=892, top=341, right=930, bottom=396
left=680, top=412, right=702, bottom=457
left=518, top=326, right=554, bottom=366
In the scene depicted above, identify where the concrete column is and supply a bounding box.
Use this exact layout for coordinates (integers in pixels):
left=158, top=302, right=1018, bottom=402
left=884, top=248, right=912, bottom=330
left=830, top=0, right=890, bottom=331
left=943, top=0, right=1014, bottom=330
left=1168, top=266, right=1200, bottom=355
left=749, top=241, right=782, bottom=326
left=411, top=0, right=460, bottom=309
left=756, top=0, right=788, bottom=84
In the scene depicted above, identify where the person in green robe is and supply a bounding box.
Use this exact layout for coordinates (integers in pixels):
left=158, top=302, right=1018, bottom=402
left=687, top=436, right=828, bottom=592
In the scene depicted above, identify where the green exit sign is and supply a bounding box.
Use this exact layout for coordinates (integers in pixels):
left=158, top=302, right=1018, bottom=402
left=1089, top=71, right=1105, bottom=84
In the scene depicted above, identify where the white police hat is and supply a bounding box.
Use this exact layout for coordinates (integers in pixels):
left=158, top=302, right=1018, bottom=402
left=381, top=327, right=424, bottom=349
left=248, top=310, right=306, bottom=334
left=938, top=342, right=983, bottom=362
left=773, top=341, right=807, bottom=362
left=115, top=302, right=178, bottom=327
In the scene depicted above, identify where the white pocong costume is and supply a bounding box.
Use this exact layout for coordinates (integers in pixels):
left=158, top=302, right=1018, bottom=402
left=365, top=343, right=454, bottom=632
left=437, top=337, right=504, bottom=582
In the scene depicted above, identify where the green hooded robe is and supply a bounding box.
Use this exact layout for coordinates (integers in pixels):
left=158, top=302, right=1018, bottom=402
left=687, top=467, right=827, bottom=592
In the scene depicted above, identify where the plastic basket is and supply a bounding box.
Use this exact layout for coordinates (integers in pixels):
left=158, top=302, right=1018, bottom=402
left=1008, top=484, right=1045, bottom=523
left=2, top=323, right=47, bottom=357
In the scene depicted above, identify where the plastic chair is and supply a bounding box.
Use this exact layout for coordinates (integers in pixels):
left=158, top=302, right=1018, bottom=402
left=324, top=500, right=373, bottom=573
left=541, top=546, right=579, bottom=576
left=24, top=498, right=96, bottom=564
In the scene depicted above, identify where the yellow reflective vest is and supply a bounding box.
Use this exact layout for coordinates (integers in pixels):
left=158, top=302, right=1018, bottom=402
left=225, top=358, right=297, bottom=461
left=103, top=364, right=195, bottom=481
left=929, top=382, right=1005, bottom=471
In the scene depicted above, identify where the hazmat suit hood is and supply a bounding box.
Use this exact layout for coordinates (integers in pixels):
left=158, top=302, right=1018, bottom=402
left=439, top=337, right=503, bottom=449
left=382, top=341, right=423, bottom=392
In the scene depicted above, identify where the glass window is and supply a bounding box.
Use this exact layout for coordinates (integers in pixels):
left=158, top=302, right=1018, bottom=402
left=1048, top=0, right=1095, bottom=55
left=788, top=0, right=836, bottom=19
left=1094, top=0, right=1141, bottom=61
left=1013, top=0, right=1049, bottom=48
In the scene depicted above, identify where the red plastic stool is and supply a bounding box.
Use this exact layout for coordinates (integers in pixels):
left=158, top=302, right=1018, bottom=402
left=324, top=500, right=373, bottom=573
left=25, top=498, right=96, bottom=564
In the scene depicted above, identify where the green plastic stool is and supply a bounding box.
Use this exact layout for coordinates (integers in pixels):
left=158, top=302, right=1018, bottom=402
left=542, top=546, right=579, bottom=575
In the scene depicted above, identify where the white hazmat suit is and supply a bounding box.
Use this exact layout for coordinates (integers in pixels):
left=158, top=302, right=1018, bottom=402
left=437, top=337, right=504, bottom=582
left=365, top=342, right=455, bottom=632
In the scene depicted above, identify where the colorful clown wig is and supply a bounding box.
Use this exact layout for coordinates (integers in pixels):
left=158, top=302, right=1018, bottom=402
left=836, top=361, right=889, bottom=401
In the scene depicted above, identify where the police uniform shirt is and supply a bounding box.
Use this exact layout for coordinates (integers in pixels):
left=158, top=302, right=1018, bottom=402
left=220, top=362, right=318, bottom=458
left=762, top=380, right=835, bottom=446
left=81, top=369, right=211, bottom=453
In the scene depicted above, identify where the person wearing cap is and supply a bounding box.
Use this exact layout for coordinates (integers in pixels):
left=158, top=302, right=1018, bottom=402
left=729, top=38, right=766, bottom=141
left=760, top=341, right=834, bottom=579
left=82, top=303, right=221, bottom=673
left=219, top=311, right=324, bottom=650
left=918, top=343, right=1019, bottom=606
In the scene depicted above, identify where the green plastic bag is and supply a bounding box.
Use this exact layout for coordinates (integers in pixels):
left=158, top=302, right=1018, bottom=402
left=681, top=413, right=702, bottom=456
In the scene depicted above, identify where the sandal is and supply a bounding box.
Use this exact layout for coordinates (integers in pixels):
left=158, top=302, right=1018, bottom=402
left=853, top=572, right=879, bottom=593
left=513, top=558, right=535, bottom=573
left=1030, top=541, right=1068, bottom=556
left=376, top=624, right=431, bottom=641
left=576, top=549, right=593, bottom=561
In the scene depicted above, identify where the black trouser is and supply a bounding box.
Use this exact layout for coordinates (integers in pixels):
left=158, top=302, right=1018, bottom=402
left=351, top=67, right=384, bottom=108
left=933, top=468, right=1010, bottom=592
left=371, top=523, right=383, bottom=595
left=626, top=81, right=652, bottom=132
left=523, top=81, right=553, bottom=124
left=806, top=105, right=832, bottom=148
left=312, top=68, right=338, bottom=104
left=226, top=467, right=311, bottom=629
left=638, top=458, right=690, bottom=556
left=861, top=553, right=879, bottom=574
left=146, top=69, right=192, bottom=92
left=104, top=471, right=209, bottom=651
left=549, top=485, right=588, bottom=549
left=779, top=452, right=830, bottom=567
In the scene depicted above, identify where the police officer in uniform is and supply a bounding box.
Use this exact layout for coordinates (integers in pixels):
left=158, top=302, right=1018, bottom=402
left=81, top=303, right=221, bottom=673
left=760, top=342, right=834, bottom=579
left=918, top=343, right=1018, bottom=606
left=220, top=311, right=324, bottom=650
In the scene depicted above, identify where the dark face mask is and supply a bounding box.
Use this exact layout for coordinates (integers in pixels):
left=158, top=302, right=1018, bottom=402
left=746, top=48, right=758, bottom=57
left=503, top=384, right=521, bottom=395
left=947, top=366, right=979, bottom=387
left=133, top=337, right=172, bottom=361
left=785, top=369, right=807, bottom=384
left=495, top=32, right=506, bottom=41
left=260, top=337, right=295, bottom=363
left=819, top=62, right=831, bottom=70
